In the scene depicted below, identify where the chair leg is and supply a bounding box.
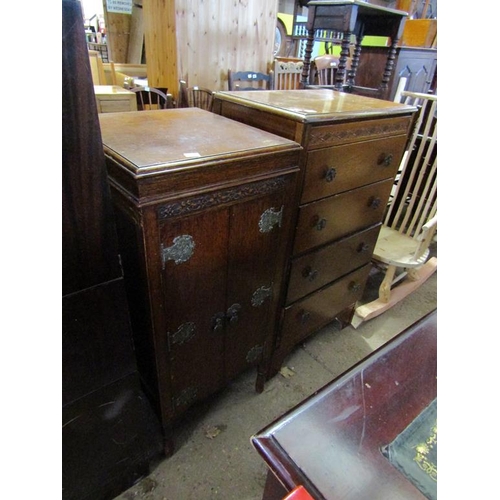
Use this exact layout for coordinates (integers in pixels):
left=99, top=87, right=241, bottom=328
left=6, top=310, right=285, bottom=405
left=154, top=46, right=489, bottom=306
left=379, top=265, right=396, bottom=303
left=407, top=267, right=420, bottom=281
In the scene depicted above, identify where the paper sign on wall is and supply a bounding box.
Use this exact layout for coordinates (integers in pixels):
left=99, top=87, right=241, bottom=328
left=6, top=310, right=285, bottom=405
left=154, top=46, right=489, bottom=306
left=106, top=0, right=132, bottom=14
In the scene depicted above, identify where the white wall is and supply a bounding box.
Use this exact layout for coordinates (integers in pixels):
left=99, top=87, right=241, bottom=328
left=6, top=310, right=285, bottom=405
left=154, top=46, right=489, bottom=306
left=80, top=0, right=104, bottom=20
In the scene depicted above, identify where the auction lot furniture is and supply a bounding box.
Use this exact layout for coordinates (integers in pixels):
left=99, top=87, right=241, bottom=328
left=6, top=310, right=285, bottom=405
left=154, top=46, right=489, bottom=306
left=252, top=309, right=437, bottom=500
left=94, top=85, right=138, bottom=113
left=99, top=108, right=301, bottom=455
left=213, top=89, right=417, bottom=379
left=299, top=0, right=408, bottom=99
left=354, top=46, right=437, bottom=101
left=63, top=2, right=162, bottom=499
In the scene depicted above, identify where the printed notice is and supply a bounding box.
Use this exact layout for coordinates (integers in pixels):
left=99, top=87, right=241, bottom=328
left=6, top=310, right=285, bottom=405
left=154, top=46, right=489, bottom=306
left=106, top=0, right=133, bottom=14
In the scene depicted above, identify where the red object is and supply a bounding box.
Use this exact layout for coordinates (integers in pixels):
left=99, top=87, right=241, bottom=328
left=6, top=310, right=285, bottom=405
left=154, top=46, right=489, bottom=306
left=284, top=485, right=314, bottom=500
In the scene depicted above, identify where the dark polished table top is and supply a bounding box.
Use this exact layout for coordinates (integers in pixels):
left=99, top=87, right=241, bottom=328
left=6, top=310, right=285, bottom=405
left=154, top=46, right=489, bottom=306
left=252, top=310, right=437, bottom=499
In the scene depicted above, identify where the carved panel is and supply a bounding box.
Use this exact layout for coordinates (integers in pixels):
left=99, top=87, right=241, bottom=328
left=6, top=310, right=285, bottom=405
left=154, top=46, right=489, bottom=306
left=158, top=177, right=287, bottom=219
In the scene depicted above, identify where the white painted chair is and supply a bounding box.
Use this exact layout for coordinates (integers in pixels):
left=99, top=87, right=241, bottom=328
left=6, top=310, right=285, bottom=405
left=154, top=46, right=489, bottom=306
left=352, top=90, right=437, bottom=327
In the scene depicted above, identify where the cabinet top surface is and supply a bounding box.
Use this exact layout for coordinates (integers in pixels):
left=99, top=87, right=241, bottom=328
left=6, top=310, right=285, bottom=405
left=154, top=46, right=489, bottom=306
left=94, top=85, right=134, bottom=96
left=307, top=0, right=408, bottom=16
left=214, top=89, right=416, bottom=123
left=99, top=108, right=300, bottom=175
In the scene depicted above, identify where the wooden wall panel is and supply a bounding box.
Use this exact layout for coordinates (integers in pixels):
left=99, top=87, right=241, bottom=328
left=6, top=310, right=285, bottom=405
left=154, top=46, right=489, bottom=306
left=144, top=0, right=178, bottom=94
left=176, top=0, right=279, bottom=91
left=127, top=0, right=144, bottom=64
left=103, top=7, right=131, bottom=63
left=107, top=1, right=279, bottom=95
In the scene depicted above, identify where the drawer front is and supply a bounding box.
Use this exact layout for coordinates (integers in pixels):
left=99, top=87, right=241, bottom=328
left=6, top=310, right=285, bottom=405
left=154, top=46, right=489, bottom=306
left=98, top=98, right=135, bottom=113
left=307, top=115, right=412, bottom=150
left=302, top=135, right=407, bottom=203
left=286, top=224, right=380, bottom=304
left=282, top=264, right=371, bottom=348
left=294, top=178, right=393, bottom=255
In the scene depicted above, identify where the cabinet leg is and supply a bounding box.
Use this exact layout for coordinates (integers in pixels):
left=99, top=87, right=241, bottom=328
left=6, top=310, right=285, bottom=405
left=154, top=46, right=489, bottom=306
left=255, top=372, right=265, bottom=394
left=336, top=304, right=356, bottom=328
left=162, top=426, right=175, bottom=457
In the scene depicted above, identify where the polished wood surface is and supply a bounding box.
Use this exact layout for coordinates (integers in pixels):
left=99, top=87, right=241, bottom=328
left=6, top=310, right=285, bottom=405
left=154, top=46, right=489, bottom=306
left=214, top=89, right=415, bottom=123
left=293, top=178, right=394, bottom=254
left=286, top=225, right=380, bottom=304
left=282, top=264, right=372, bottom=350
left=252, top=309, right=437, bottom=500
left=301, top=135, right=407, bottom=203
left=213, top=90, right=416, bottom=379
left=100, top=108, right=297, bottom=171
left=100, top=108, right=302, bottom=455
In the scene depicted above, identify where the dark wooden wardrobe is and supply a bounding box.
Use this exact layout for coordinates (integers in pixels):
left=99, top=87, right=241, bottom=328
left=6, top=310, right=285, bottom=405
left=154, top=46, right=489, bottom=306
left=62, top=1, right=162, bottom=498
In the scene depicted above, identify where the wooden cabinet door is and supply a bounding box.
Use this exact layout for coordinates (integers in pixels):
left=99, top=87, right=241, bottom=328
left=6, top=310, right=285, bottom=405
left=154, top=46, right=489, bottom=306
left=158, top=177, right=293, bottom=411
left=225, top=188, right=290, bottom=381
left=159, top=208, right=229, bottom=414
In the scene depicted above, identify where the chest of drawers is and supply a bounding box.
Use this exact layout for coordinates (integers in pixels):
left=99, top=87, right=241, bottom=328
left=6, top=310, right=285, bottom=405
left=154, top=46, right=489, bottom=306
left=213, top=89, right=416, bottom=377
left=94, top=85, right=138, bottom=113
left=99, top=108, right=301, bottom=455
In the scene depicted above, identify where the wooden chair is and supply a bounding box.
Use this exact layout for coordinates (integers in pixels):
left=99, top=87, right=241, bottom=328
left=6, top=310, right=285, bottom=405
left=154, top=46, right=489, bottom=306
left=313, top=54, right=352, bottom=86
left=178, top=80, right=214, bottom=111
left=352, top=90, right=437, bottom=328
left=228, top=70, right=273, bottom=91
left=129, top=86, right=173, bottom=110
left=273, top=57, right=304, bottom=90
left=88, top=50, right=106, bottom=85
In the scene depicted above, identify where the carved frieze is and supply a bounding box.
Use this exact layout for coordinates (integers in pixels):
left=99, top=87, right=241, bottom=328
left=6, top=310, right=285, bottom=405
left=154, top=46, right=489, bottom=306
left=157, top=177, right=287, bottom=219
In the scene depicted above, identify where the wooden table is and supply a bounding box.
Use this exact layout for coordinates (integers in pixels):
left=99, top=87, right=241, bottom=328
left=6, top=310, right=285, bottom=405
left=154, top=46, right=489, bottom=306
left=94, top=85, right=137, bottom=113
left=300, top=0, right=408, bottom=99
left=251, top=309, right=437, bottom=500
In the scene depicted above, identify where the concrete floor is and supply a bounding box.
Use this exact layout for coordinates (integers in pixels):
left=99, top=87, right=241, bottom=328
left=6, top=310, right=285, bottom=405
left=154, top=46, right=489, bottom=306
left=113, top=253, right=437, bottom=500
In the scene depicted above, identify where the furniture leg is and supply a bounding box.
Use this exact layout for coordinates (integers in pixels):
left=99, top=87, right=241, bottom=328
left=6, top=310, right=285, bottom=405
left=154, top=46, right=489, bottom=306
left=407, top=267, right=420, bottom=281
left=347, top=35, right=362, bottom=89
left=336, top=32, right=351, bottom=90
left=380, top=38, right=400, bottom=99
left=162, top=425, right=175, bottom=457
left=379, top=264, right=396, bottom=303
left=300, top=29, right=315, bottom=88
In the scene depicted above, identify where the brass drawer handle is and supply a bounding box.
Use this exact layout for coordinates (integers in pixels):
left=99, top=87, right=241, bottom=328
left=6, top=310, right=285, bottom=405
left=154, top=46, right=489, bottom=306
left=211, top=312, right=225, bottom=333
left=368, top=197, right=381, bottom=209
left=357, top=242, right=370, bottom=253
left=302, top=266, right=319, bottom=282
left=298, top=310, right=311, bottom=324
left=349, top=281, right=362, bottom=293
left=316, top=218, right=327, bottom=231
left=378, top=153, right=394, bottom=167
left=324, top=167, right=337, bottom=182
left=226, top=303, right=242, bottom=324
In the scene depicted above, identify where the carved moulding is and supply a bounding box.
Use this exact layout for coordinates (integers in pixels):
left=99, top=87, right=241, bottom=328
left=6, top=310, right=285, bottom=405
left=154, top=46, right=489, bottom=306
left=157, top=176, right=288, bottom=219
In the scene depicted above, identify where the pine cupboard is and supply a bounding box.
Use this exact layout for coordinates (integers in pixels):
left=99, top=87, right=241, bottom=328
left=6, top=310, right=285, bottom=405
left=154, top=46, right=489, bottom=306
left=99, top=108, right=301, bottom=454
left=213, top=89, right=417, bottom=377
